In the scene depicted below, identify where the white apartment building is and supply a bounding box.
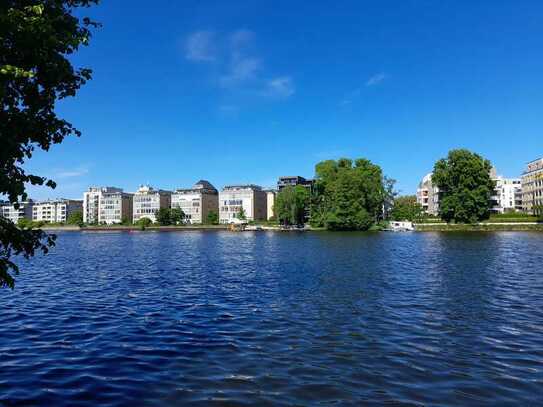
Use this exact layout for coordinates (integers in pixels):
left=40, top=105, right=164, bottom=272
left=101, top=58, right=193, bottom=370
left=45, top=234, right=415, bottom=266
left=32, top=199, right=83, bottom=223
left=0, top=201, right=34, bottom=223
left=521, top=157, right=543, bottom=214
left=83, top=187, right=123, bottom=224
left=219, top=185, right=267, bottom=224
left=416, top=173, right=439, bottom=216
left=133, top=185, right=171, bottom=223
left=99, top=190, right=133, bottom=224
left=490, top=176, right=522, bottom=213
left=266, top=190, right=276, bottom=220
left=171, top=180, right=218, bottom=224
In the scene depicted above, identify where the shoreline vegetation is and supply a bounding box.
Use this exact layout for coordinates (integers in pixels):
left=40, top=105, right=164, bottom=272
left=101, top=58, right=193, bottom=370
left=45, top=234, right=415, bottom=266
left=39, top=222, right=543, bottom=233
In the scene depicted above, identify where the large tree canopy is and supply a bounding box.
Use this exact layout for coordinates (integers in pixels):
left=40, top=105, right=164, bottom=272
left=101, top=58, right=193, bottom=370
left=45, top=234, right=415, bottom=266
left=275, top=185, right=309, bottom=226
left=389, top=195, right=423, bottom=221
left=1, top=1, right=99, bottom=288
left=433, top=149, right=495, bottom=224
left=311, top=158, right=385, bottom=231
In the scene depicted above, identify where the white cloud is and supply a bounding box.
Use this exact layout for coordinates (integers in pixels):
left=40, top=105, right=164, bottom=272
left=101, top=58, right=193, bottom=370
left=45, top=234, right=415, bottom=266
left=56, top=168, right=89, bottom=178
left=185, top=29, right=295, bottom=102
left=265, top=76, right=295, bottom=98
left=219, top=56, right=261, bottom=87
left=185, top=30, right=216, bottom=62
left=366, top=73, right=387, bottom=87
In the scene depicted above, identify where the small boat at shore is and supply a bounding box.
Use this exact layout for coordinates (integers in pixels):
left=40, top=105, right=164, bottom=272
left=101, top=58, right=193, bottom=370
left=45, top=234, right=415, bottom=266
left=384, top=221, right=414, bottom=232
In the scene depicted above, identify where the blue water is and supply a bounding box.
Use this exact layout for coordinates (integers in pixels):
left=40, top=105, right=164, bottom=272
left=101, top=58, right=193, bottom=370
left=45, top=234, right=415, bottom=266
left=1, top=231, right=543, bottom=406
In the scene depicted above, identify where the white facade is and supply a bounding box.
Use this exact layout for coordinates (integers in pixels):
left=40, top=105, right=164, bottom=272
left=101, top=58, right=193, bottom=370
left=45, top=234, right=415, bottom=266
left=266, top=190, right=276, bottom=220
left=171, top=180, right=218, bottom=224
left=99, top=191, right=133, bottom=224
left=83, top=187, right=123, bottom=224
left=219, top=185, right=267, bottom=224
left=521, top=157, right=543, bottom=214
left=32, top=199, right=82, bottom=223
left=0, top=201, right=34, bottom=223
left=416, top=173, right=439, bottom=216
left=133, top=185, right=171, bottom=223
left=491, top=176, right=522, bottom=213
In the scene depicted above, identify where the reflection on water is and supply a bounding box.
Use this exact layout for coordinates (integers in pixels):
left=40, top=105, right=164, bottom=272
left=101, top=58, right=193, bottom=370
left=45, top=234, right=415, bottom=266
left=1, top=231, right=543, bottom=406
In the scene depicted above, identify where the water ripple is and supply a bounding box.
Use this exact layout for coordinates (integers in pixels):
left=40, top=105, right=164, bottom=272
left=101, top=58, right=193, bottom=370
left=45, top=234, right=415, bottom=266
left=1, top=231, right=543, bottom=406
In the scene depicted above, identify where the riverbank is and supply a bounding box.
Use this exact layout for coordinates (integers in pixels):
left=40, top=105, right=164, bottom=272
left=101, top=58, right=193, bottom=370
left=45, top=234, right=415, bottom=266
left=40, top=225, right=228, bottom=232
left=414, top=222, right=543, bottom=232
left=40, top=223, right=543, bottom=232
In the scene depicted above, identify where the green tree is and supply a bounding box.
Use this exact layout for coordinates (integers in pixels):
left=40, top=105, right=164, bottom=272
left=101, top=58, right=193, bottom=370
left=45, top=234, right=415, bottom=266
left=275, top=185, right=310, bottom=226
left=206, top=210, right=219, bottom=225
left=1, top=1, right=99, bottom=288
left=136, top=217, right=152, bottom=230
left=170, top=208, right=184, bottom=225
left=534, top=205, right=543, bottom=221
left=390, top=195, right=423, bottom=221
left=67, top=210, right=83, bottom=226
left=155, top=208, right=172, bottom=226
left=433, top=149, right=495, bottom=224
left=237, top=207, right=246, bottom=220
left=311, top=158, right=385, bottom=230
left=383, top=176, right=398, bottom=218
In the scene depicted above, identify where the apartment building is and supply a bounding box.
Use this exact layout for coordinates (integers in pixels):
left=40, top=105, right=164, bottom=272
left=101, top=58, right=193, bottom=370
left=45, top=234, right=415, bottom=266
left=133, top=185, right=171, bottom=223
left=0, top=201, right=34, bottom=223
left=277, top=176, right=314, bottom=192
left=99, top=190, right=133, bottom=224
left=171, top=180, right=218, bottom=224
left=521, top=157, right=543, bottom=214
left=219, top=185, right=267, bottom=223
left=32, top=199, right=83, bottom=223
left=416, top=173, right=439, bottom=216
left=490, top=176, right=522, bottom=214
left=266, top=190, right=276, bottom=220
left=83, top=187, right=123, bottom=224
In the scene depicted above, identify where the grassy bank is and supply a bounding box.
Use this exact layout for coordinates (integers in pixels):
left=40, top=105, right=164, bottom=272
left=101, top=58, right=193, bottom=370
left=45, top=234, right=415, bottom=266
left=414, top=223, right=543, bottom=232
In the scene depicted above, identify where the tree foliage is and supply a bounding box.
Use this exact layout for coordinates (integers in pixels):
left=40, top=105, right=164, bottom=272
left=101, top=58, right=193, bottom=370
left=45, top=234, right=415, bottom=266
left=136, top=217, right=152, bottom=228
left=206, top=210, right=219, bottom=225
left=155, top=208, right=172, bottom=226
left=390, top=195, right=423, bottom=221
left=66, top=210, right=83, bottom=226
left=170, top=208, right=185, bottom=225
left=0, top=1, right=99, bottom=288
left=433, top=149, right=495, bottom=224
left=310, top=158, right=385, bottom=230
left=237, top=207, right=246, bottom=220
left=275, top=185, right=309, bottom=226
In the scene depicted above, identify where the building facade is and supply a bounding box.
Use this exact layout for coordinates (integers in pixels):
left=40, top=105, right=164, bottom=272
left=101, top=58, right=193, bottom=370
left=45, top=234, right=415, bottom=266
left=416, top=173, right=439, bottom=216
left=521, top=157, right=543, bottom=214
left=0, top=201, right=34, bottom=223
left=277, top=176, right=313, bottom=192
left=32, top=199, right=83, bottom=223
left=265, top=190, right=276, bottom=220
left=171, top=180, right=218, bottom=224
left=219, top=185, right=267, bottom=223
left=133, top=185, right=171, bottom=223
left=99, top=191, right=133, bottom=224
left=83, top=187, right=124, bottom=224
left=490, top=176, right=522, bottom=214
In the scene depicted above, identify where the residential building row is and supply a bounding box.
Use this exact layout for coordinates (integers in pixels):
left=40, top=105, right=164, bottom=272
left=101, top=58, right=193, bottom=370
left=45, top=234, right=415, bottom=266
left=77, top=176, right=317, bottom=225
left=416, top=157, right=543, bottom=215
left=0, top=199, right=83, bottom=224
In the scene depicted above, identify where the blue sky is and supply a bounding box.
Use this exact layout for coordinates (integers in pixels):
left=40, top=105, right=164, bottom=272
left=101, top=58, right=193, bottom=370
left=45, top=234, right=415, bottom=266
left=26, top=0, right=543, bottom=199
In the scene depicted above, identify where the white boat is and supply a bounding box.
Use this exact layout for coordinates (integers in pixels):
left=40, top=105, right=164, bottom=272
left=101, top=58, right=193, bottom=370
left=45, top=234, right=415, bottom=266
left=386, top=221, right=414, bottom=232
